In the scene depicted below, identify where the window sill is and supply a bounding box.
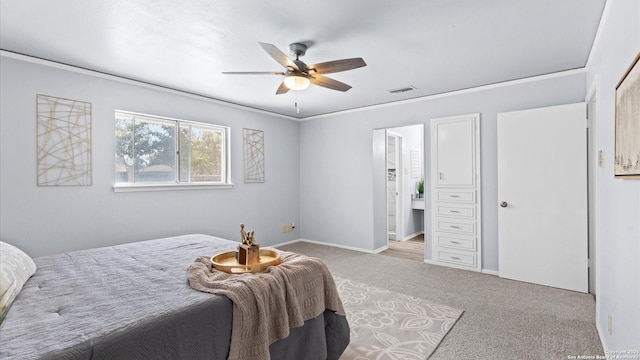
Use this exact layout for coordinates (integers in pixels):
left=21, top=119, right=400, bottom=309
left=113, top=182, right=234, bottom=193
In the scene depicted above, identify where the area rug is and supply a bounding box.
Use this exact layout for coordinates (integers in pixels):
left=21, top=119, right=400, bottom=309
left=335, top=277, right=463, bottom=360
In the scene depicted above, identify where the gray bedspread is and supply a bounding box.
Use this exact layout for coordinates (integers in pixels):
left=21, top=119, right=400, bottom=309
left=0, top=234, right=349, bottom=360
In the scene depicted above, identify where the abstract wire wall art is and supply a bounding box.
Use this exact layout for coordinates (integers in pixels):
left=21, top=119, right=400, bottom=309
left=37, top=94, right=92, bottom=186
left=615, top=52, right=640, bottom=178
left=243, top=128, right=265, bottom=183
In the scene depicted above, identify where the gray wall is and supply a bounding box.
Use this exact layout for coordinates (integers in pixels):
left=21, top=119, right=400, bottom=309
left=0, top=56, right=301, bottom=257
left=299, top=72, right=586, bottom=271
left=586, top=0, right=639, bottom=351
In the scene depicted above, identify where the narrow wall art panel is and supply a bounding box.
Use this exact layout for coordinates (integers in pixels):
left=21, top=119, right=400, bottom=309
left=37, top=94, right=92, bottom=186
left=243, top=128, right=264, bottom=183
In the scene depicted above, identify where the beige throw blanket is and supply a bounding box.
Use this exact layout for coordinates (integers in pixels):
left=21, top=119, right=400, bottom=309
left=188, top=251, right=346, bottom=360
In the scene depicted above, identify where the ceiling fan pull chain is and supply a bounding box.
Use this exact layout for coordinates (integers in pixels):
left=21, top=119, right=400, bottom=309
left=295, top=91, right=300, bottom=114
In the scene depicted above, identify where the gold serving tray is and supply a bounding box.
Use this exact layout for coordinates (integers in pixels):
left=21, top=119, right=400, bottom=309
left=210, top=248, right=282, bottom=274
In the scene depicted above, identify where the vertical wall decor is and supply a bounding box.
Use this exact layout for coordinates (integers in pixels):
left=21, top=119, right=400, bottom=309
left=614, top=52, right=640, bottom=178
left=243, top=128, right=265, bottom=183
left=37, top=94, right=92, bottom=186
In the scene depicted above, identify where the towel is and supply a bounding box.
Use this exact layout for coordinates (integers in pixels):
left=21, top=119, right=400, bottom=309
left=188, top=251, right=346, bottom=360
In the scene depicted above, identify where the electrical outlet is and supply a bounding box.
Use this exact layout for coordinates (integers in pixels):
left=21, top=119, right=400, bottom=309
left=282, top=223, right=296, bottom=233
left=608, top=314, right=612, bottom=335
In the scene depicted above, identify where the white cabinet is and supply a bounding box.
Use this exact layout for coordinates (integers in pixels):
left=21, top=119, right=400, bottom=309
left=430, top=114, right=481, bottom=272
left=432, top=118, right=477, bottom=187
left=411, top=198, right=425, bottom=210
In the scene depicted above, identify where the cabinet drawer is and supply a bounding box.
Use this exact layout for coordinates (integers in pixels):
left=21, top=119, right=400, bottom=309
left=436, top=204, right=476, bottom=219
left=436, top=233, right=476, bottom=251
left=436, top=249, right=477, bottom=267
left=435, top=218, right=476, bottom=235
left=411, top=199, right=425, bottom=210
left=436, top=190, right=475, bottom=203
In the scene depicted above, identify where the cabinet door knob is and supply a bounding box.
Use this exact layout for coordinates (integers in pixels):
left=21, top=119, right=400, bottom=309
left=500, top=201, right=508, bottom=208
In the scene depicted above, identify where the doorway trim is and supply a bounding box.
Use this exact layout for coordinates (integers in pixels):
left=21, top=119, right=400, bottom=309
left=386, top=131, right=404, bottom=242
left=586, top=80, right=598, bottom=296
left=372, top=124, right=425, bottom=256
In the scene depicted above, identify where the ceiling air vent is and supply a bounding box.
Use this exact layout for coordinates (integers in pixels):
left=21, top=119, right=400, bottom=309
left=387, top=85, right=416, bottom=94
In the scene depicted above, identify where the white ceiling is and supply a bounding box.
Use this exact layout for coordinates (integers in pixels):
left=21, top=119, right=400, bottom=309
left=0, top=0, right=606, bottom=119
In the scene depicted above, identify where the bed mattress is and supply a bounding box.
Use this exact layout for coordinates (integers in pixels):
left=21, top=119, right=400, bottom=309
left=0, top=234, right=349, bottom=359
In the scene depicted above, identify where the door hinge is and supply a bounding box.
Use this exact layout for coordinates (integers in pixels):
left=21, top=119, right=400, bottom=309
left=586, top=104, right=591, bottom=128
left=586, top=105, right=589, bottom=119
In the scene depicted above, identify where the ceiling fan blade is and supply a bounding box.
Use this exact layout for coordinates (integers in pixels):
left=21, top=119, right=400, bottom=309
left=222, top=71, right=285, bottom=75
left=259, top=42, right=299, bottom=71
left=276, top=82, right=290, bottom=95
left=308, top=58, right=366, bottom=74
left=309, top=74, right=352, bottom=92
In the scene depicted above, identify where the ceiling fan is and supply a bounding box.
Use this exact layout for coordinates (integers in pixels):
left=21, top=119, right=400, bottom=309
left=222, top=42, right=366, bottom=94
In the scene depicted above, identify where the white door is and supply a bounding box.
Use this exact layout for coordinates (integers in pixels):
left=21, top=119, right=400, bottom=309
left=498, top=103, right=588, bottom=293
left=386, top=132, right=403, bottom=241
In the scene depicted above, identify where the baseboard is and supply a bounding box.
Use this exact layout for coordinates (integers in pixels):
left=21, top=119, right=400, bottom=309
left=400, top=231, right=424, bottom=241
left=372, top=245, right=389, bottom=254
left=273, top=238, right=387, bottom=254
left=424, top=259, right=499, bottom=276
left=272, top=238, right=303, bottom=248
left=481, top=269, right=499, bottom=276
left=595, top=320, right=609, bottom=353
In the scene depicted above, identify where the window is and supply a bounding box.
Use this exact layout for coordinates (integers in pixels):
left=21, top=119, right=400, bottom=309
left=114, top=111, right=231, bottom=191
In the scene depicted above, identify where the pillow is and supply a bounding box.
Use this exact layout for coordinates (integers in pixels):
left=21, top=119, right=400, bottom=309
left=0, top=241, right=37, bottom=324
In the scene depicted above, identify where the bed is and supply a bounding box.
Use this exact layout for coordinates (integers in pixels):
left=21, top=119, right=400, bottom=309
left=0, top=234, right=349, bottom=360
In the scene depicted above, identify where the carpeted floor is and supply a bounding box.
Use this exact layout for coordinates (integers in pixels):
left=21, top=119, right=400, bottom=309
left=277, top=241, right=604, bottom=360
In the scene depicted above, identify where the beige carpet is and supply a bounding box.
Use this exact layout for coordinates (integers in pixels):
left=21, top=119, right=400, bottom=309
left=336, top=276, right=462, bottom=360
left=278, top=241, right=604, bottom=359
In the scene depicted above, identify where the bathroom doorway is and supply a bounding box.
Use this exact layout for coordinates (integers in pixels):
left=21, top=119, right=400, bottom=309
left=375, top=124, right=425, bottom=261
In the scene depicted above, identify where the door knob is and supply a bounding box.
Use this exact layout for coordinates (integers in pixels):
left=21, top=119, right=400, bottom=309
left=500, top=201, right=508, bottom=208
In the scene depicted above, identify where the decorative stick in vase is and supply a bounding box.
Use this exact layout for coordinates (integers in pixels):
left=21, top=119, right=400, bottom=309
left=238, top=223, right=260, bottom=265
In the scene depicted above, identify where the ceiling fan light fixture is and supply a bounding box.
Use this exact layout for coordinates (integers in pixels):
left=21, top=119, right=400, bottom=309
left=284, top=74, right=310, bottom=90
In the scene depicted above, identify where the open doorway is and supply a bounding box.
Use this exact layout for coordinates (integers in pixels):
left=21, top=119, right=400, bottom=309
left=374, top=124, right=425, bottom=262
